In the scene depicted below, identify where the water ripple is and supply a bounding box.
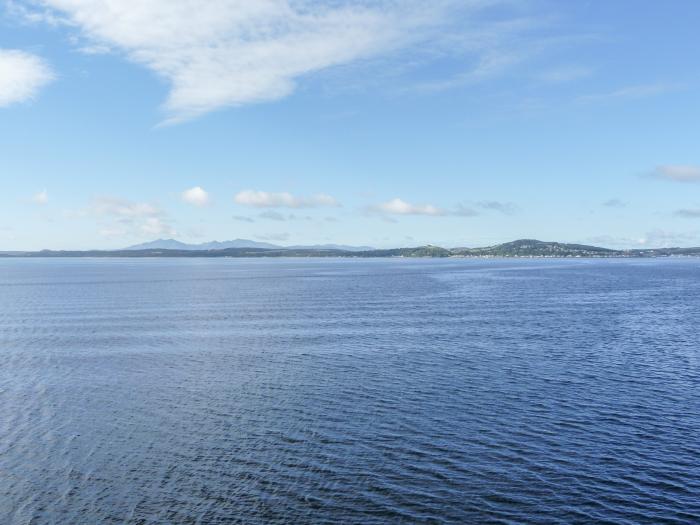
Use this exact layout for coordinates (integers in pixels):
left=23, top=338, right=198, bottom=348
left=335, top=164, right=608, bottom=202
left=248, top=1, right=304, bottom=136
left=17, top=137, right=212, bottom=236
left=0, top=258, right=699, bottom=524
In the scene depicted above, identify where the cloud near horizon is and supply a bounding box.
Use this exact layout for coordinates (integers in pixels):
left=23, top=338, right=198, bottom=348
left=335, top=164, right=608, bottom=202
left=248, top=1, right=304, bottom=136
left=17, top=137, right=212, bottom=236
left=0, top=49, right=54, bottom=107
left=89, top=196, right=176, bottom=237
left=235, top=190, right=339, bottom=208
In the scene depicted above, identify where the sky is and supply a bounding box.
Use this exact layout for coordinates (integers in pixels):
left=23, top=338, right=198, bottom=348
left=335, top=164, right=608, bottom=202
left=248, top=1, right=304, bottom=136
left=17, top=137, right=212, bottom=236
left=1, top=0, right=700, bottom=251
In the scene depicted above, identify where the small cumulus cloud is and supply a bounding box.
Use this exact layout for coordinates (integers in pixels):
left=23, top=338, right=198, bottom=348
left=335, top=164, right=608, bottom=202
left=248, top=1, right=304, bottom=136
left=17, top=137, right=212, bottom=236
left=181, top=186, right=210, bottom=207
left=235, top=190, right=339, bottom=209
left=652, top=165, right=700, bottom=183
left=232, top=215, right=255, bottom=223
left=0, top=49, right=54, bottom=107
left=32, top=189, right=49, bottom=205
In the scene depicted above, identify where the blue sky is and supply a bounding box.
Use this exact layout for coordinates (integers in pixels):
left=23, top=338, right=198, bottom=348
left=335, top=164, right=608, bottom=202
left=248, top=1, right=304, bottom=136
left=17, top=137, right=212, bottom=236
left=1, top=0, right=700, bottom=250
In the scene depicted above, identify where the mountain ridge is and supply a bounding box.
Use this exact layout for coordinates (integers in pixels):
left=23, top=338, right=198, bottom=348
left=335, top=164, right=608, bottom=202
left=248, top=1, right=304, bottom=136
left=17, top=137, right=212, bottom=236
left=124, top=238, right=374, bottom=252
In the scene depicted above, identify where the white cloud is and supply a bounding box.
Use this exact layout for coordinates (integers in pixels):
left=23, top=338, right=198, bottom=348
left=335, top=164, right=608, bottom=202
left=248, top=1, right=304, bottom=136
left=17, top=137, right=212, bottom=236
left=32, top=189, right=49, bottom=205
left=26, top=0, right=538, bottom=123
left=91, top=197, right=160, bottom=218
left=181, top=186, right=209, bottom=206
left=234, top=190, right=338, bottom=208
left=653, top=165, right=700, bottom=183
left=140, top=216, right=175, bottom=236
left=88, top=196, right=176, bottom=237
left=375, top=198, right=446, bottom=216
left=370, top=198, right=486, bottom=217
left=0, top=49, right=54, bottom=107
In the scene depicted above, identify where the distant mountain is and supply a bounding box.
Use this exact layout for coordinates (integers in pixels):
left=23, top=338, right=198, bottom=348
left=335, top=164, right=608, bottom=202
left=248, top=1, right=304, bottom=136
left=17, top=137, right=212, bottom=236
left=125, top=238, right=280, bottom=250
left=125, top=239, right=374, bottom=252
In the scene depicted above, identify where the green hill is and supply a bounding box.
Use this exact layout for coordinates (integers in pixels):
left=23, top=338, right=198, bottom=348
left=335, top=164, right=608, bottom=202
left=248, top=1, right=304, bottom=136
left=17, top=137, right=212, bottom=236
left=452, top=239, right=617, bottom=257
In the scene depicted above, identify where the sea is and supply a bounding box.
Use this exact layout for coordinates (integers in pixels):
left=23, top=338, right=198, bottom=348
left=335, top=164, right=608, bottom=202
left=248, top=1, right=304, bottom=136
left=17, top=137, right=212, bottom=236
left=1, top=257, right=698, bottom=524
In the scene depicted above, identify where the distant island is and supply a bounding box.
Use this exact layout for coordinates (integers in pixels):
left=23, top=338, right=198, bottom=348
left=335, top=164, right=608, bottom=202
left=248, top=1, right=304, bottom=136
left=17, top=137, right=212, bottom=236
left=3, top=239, right=700, bottom=258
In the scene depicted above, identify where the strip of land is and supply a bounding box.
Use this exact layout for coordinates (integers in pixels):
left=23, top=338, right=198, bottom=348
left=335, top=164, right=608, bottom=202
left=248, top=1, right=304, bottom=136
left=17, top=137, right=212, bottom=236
left=2, top=239, right=700, bottom=258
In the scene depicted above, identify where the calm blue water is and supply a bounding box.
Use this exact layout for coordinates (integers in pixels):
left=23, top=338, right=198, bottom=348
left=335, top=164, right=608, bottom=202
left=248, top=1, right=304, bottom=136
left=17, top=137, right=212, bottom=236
left=1, top=258, right=699, bottom=524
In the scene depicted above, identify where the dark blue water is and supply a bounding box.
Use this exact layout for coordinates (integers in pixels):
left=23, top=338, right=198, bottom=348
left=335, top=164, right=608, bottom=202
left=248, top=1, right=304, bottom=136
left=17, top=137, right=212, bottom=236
left=1, top=258, right=699, bottom=524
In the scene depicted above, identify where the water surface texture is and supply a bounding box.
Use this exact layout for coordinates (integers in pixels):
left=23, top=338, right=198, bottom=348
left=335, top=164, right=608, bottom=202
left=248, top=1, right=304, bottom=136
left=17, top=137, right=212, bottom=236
left=1, top=258, right=699, bottom=524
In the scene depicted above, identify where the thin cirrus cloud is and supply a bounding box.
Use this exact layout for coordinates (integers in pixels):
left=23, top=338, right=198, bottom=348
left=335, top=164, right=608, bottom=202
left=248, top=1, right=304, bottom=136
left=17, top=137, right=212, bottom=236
left=653, top=165, right=700, bottom=183
left=24, top=0, right=542, bottom=123
left=234, top=190, right=339, bottom=209
left=0, top=49, right=54, bottom=107
left=181, top=186, right=210, bottom=207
